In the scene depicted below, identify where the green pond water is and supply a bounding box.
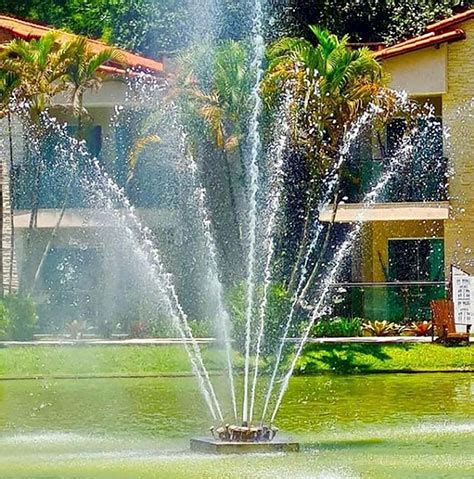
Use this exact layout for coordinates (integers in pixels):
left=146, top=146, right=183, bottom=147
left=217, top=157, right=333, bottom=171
left=0, top=373, right=472, bottom=478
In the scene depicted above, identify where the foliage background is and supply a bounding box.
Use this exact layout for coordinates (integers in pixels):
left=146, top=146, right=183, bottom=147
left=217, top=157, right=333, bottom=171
left=0, top=0, right=472, bottom=58
left=274, top=0, right=474, bottom=44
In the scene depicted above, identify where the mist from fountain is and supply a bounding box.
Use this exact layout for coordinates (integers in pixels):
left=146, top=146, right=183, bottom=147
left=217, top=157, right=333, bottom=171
left=183, top=133, right=238, bottom=421
left=260, top=93, right=410, bottom=422
left=269, top=112, right=437, bottom=423
left=8, top=0, right=459, bottom=440
left=242, top=0, right=265, bottom=425
left=28, top=110, right=226, bottom=422
left=248, top=92, right=291, bottom=423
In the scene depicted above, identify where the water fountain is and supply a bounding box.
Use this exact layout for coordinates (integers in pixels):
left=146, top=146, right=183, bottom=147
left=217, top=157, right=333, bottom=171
left=5, top=0, right=465, bottom=464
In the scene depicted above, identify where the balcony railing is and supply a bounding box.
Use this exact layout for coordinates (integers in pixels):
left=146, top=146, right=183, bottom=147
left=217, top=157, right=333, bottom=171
left=329, top=281, right=447, bottom=322
left=12, top=162, right=180, bottom=210
left=343, top=157, right=448, bottom=203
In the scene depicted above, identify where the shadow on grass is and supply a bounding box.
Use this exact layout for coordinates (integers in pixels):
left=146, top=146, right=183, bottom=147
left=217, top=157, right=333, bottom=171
left=297, top=343, right=413, bottom=374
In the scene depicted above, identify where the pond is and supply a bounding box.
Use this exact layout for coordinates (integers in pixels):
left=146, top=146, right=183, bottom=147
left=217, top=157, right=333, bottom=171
left=0, top=373, right=472, bottom=478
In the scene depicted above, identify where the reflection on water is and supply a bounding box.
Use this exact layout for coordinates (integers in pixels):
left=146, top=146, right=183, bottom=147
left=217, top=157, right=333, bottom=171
left=0, top=373, right=472, bottom=478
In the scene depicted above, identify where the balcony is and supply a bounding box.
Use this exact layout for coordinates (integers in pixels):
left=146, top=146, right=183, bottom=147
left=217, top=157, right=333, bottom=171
left=12, top=157, right=180, bottom=211
left=343, top=156, right=448, bottom=204
left=329, top=281, right=447, bottom=322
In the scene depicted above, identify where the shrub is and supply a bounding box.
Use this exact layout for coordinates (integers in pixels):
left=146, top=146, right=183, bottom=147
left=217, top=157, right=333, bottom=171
left=189, top=319, right=214, bottom=338
left=3, top=295, right=38, bottom=341
left=405, top=320, right=433, bottom=337
left=120, top=293, right=175, bottom=338
left=363, top=320, right=400, bottom=337
left=310, top=317, right=363, bottom=338
left=129, top=320, right=149, bottom=338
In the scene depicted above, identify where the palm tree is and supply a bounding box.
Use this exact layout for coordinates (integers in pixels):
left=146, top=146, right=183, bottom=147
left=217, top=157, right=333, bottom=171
left=127, top=134, right=161, bottom=183
left=0, top=32, right=75, bottom=248
left=31, top=38, right=123, bottom=289
left=264, top=26, right=394, bottom=173
left=0, top=32, right=122, bottom=290
left=0, top=33, right=74, bottom=120
left=190, top=40, right=251, bottom=151
left=263, top=27, right=397, bottom=298
left=178, top=40, right=251, bottom=244
left=0, top=71, right=20, bottom=294
left=62, top=37, right=124, bottom=135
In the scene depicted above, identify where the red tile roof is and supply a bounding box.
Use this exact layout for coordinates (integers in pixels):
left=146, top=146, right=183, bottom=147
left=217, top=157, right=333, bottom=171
left=0, top=15, right=163, bottom=75
left=375, top=8, right=474, bottom=60
left=375, top=29, right=466, bottom=60
left=426, top=9, right=474, bottom=32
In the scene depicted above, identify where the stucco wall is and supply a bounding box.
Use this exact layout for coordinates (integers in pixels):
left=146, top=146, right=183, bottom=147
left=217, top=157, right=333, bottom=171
left=361, top=220, right=444, bottom=282
left=358, top=220, right=445, bottom=320
left=443, top=19, right=474, bottom=275
left=383, top=44, right=447, bottom=95
left=54, top=79, right=129, bottom=107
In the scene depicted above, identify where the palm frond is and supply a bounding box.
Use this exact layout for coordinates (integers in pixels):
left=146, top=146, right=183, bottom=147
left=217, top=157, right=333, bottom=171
left=127, top=134, right=161, bottom=182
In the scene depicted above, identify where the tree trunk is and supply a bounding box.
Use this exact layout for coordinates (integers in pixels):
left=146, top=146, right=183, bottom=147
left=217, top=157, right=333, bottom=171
left=26, top=150, right=41, bottom=245
left=0, top=159, right=4, bottom=298
left=7, top=112, right=15, bottom=293
left=31, top=186, right=71, bottom=290
left=77, top=91, right=84, bottom=136
left=223, top=150, right=242, bottom=242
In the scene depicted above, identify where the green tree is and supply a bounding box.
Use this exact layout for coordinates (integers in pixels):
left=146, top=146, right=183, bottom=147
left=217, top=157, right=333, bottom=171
left=0, top=32, right=120, bottom=292
left=179, top=40, right=251, bottom=215
left=0, top=32, right=73, bottom=120
left=0, top=32, right=74, bottom=263
left=263, top=27, right=396, bottom=298
left=62, top=37, right=123, bottom=132
left=30, top=37, right=122, bottom=289
left=174, top=41, right=253, bottom=280
left=1, top=0, right=470, bottom=59
left=273, top=1, right=473, bottom=44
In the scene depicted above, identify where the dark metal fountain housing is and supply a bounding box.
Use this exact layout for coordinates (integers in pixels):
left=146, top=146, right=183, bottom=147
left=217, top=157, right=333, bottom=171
left=190, top=424, right=300, bottom=454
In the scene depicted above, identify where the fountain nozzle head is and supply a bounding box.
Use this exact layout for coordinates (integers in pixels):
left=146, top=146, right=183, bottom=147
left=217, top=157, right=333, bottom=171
left=210, top=423, right=278, bottom=442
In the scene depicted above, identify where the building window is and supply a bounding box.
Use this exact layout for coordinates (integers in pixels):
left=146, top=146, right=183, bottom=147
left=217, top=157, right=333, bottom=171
left=386, top=117, right=443, bottom=157
left=388, top=238, right=444, bottom=282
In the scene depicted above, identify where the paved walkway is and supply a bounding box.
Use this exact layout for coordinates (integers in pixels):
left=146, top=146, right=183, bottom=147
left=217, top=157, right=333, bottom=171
left=1, top=336, right=470, bottom=347
left=0, top=338, right=217, bottom=347
left=293, top=336, right=436, bottom=344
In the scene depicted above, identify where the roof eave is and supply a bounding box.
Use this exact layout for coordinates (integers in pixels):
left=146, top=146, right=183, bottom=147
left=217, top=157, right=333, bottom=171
left=426, top=9, right=474, bottom=33
left=0, top=15, right=164, bottom=75
left=375, top=29, right=466, bottom=60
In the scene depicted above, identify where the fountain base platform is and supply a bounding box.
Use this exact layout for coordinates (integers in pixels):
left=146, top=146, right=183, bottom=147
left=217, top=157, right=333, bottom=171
left=190, top=437, right=300, bottom=454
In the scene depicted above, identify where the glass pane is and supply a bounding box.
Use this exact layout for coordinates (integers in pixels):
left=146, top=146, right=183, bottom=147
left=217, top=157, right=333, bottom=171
left=388, top=239, right=444, bottom=282
left=388, top=240, right=418, bottom=281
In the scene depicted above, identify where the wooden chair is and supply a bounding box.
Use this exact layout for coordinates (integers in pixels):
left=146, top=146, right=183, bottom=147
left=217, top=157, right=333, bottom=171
left=430, top=299, right=471, bottom=345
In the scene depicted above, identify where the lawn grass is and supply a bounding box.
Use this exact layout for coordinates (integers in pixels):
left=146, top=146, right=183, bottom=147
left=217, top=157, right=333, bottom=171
left=0, top=345, right=226, bottom=378
left=0, top=343, right=471, bottom=378
left=297, top=343, right=473, bottom=374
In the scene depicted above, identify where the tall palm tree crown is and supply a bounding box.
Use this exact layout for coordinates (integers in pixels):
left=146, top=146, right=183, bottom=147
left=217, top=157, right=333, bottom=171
left=62, top=37, right=124, bottom=131
left=263, top=26, right=394, bottom=175
left=0, top=33, right=75, bottom=120
left=178, top=40, right=252, bottom=152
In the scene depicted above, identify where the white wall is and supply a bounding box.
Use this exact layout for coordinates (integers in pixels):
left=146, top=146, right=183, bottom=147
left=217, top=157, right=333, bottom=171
left=382, top=44, right=448, bottom=95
